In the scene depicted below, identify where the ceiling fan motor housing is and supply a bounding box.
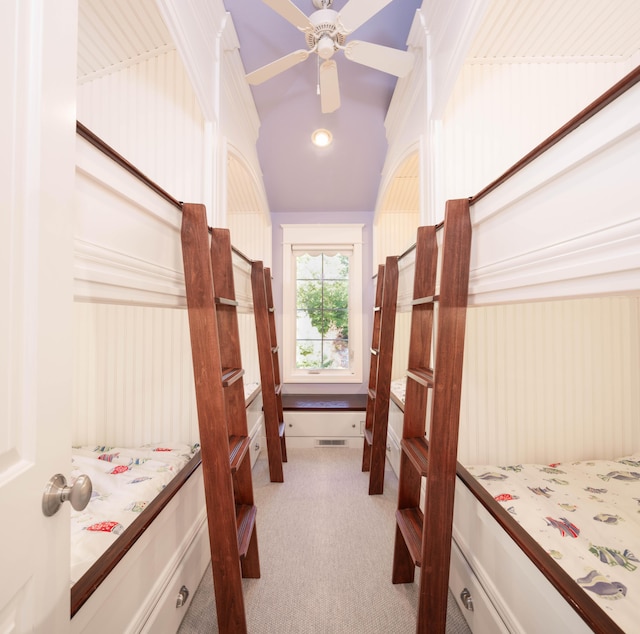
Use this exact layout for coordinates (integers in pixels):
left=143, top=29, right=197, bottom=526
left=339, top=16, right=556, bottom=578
left=306, top=9, right=346, bottom=58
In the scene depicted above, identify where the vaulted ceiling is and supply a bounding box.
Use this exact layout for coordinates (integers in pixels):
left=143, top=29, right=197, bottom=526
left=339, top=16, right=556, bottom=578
left=77, top=0, right=640, bottom=217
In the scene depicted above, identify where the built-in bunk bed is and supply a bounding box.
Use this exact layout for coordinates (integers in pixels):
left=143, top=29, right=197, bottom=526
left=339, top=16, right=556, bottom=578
left=387, top=68, right=640, bottom=633
left=70, top=123, right=265, bottom=632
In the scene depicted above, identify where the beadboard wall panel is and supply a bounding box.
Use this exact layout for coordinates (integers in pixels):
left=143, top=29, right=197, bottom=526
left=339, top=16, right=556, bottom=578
left=442, top=60, right=633, bottom=200
left=72, top=302, right=262, bottom=447
left=77, top=48, right=205, bottom=203
left=72, top=302, right=197, bottom=447
left=458, top=296, right=640, bottom=466
left=228, top=210, right=271, bottom=266
left=374, top=211, right=419, bottom=267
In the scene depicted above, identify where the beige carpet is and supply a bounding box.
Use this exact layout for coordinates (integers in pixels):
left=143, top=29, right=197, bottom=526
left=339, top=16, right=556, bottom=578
left=178, top=448, right=471, bottom=633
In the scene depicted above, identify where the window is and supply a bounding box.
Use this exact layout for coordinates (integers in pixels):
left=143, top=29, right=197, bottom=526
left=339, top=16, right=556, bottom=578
left=282, top=224, right=363, bottom=383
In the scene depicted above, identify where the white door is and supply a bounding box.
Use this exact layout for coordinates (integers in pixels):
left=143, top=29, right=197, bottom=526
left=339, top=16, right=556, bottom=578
left=0, top=1, right=78, bottom=631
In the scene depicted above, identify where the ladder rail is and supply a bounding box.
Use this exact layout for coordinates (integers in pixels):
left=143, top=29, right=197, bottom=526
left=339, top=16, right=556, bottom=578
left=264, top=267, right=287, bottom=461
left=181, top=204, right=259, bottom=633
left=251, top=260, right=287, bottom=482
left=366, top=256, right=399, bottom=494
left=391, top=200, right=472, bottom=634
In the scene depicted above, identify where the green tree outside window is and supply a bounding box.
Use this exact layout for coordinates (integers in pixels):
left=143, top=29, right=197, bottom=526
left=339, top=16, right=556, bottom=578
left=295, top=253, right=350, bottom=369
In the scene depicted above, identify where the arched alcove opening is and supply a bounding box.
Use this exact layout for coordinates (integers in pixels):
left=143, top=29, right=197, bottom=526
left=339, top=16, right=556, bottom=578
left=373, top=150, right=420, bottom=266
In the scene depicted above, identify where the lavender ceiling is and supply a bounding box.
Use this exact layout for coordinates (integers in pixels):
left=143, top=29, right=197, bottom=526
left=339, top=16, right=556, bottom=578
left=223, top=0, right=422, bottom=215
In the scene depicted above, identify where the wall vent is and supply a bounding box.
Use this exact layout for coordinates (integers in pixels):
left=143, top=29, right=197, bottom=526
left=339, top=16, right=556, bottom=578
left=315, top=439, right=347, bottom=447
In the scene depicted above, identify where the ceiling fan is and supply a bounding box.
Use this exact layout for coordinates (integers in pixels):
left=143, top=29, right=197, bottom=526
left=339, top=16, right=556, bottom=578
left=245, top=0, right=415, bottom=113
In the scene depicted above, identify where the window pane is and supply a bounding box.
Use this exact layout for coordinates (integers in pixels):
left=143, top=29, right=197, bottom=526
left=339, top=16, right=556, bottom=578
left=322, top=338, right=349, bottom=369
left=296, top=310, right=321, bottom=339
left=296, top=280, right=322, bottom=311
left=323, top=310, right=349, bottom=339
left=296, top=253, right=322, bottom=279
left=323, top=253, right=349, bottom=279
left=321, top=281, right=349, bottom=310
left=296, top=340, right=322, bottom=368
left=294, top=251, right=350, bottom=371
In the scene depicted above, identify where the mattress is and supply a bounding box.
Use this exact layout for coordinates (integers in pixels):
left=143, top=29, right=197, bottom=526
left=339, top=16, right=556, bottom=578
left=465, top=453, right=640, bottom=633
left=70, top=443, right=198, bottom=584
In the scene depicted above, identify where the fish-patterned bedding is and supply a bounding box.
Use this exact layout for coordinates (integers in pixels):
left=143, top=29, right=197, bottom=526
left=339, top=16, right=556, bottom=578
left=70, top=443, right=198, bottom=585
left=466, top=454, right=640, bottom=633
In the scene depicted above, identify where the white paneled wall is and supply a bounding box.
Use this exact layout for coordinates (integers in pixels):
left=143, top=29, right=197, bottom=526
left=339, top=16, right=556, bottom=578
left=237, top=311, right=261, bottom=389
left=228, top=210, right=271, bottom=264
left=72, top=302, right=197, bottom=447
left=442, top=60, right=632, bottom=200
left=374, top=151, right=420, bottom=265
left=77, top=49, right=205, bottom=202
left=374, top=211, right=419, bottom=266
left=72, top=302, right=262, bottom=448
left=458, top=296, right=640, bottom=466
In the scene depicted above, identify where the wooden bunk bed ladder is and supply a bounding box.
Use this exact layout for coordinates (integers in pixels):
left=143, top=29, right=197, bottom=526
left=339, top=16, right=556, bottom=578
left=181, top=203, right=260, bottom=634
left=391, top=199, right=472, bottom=634
left=361, top=256, right=399, bottom=494
left=251, top=260, right=287, bottom=482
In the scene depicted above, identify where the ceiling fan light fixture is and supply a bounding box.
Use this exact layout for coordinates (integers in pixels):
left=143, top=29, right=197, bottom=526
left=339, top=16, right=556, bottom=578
left=311, top=128, right=332, bottom=147
left=317, top=35, right=335, bottom=60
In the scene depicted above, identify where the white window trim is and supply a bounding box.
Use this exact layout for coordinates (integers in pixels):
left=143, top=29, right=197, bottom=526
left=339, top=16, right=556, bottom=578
left=282, top=223, right=363, bottom=384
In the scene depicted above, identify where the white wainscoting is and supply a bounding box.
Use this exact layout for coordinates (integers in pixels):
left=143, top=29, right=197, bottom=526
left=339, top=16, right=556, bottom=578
left=458, top=296, right=640, bottom=466
left=72, top=301, right=262, bottom=448
left=72, top=302, right=198, bottom=447
left=390, top=296, right=640, bottom=467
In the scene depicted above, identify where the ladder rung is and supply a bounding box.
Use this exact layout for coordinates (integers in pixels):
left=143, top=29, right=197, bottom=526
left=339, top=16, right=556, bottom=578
left=271, top=345, right=279, bottom=354
left=215, top=296, right=239, bottom=307
left=370, top=347, right=379, bottom=356
left=364, top=428, right=373, bottom=446
left=368, top=388, right=376, bottom=401
left=373, top=306, right=381, bottom=312
left=275, top=383, right=282, bottom=396
left=401, top=437, right=429, bottom=476
left=229, top=435, right=251, bottom=471
left=396, top=507, right=424, bottom=567
left=411, top=295, right=438, bottom=306
left=406, top=367, right=434, bottom=387
left=278, top=421, right=286, bottom=438
left=221, top=367, right=245, bottom=387
left=268, top=307, right=275, bottom=313
left=236, top=504, right=257, bottom=557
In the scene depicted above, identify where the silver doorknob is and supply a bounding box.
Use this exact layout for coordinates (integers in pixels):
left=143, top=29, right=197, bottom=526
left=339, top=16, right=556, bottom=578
left=42, top=473, right=92, bottom=517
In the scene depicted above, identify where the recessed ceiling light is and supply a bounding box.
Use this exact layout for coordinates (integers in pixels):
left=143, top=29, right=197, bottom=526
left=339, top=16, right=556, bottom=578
left=311, top=128, right=332, bottom=147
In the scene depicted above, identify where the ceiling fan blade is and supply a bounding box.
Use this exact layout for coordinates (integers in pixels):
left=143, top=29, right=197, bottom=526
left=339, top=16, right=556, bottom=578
left=337, top=0, right=394, bottom=33
left=262, top=0, right=312, bottom=32
left=344, top=40, right=414, bottom=77
left=246, top=49, right=310, bottom=85
left=319, top=60, right=340, bottom=114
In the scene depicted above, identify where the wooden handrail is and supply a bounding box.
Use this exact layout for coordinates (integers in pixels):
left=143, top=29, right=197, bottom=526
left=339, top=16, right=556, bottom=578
left=77, top=121, right=257, bottom=267
left=76, top=121, right=182, bottom=210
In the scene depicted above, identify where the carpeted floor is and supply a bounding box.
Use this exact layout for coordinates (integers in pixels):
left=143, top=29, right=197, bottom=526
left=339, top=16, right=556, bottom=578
left=178, top=448, right=471, bottom=633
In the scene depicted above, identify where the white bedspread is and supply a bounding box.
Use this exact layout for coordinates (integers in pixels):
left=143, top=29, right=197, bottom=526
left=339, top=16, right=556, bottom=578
left=466, top=454, right=640, bottom=633
left=70, top=443, right=197, bottom=584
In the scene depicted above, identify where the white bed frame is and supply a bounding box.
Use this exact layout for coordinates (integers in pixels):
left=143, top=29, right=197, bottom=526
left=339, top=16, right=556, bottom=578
left=72, top=124, right=265, bottom=632
left=387, top=69, right=640, bottom=633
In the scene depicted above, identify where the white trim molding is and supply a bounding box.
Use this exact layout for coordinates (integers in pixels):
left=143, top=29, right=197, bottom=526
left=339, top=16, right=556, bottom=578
left=281, top=224, right=364, bottom=384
